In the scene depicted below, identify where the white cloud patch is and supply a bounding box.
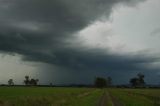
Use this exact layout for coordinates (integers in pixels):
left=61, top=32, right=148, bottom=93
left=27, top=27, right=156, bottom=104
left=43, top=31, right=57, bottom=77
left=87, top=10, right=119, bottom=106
left=0, top=54, right=40, bottom=84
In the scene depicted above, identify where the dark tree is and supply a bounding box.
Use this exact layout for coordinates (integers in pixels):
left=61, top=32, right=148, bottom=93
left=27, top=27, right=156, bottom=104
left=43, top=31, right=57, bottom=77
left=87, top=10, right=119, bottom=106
left=130, top=78, right=139, bottom=87
left=130, top=73, right=145, bottom=87
left=30, top=79, right=39, bottom=86
left=24, top=76, right=39, bottom=86
left=24, top=75, right=30, bottom=85
left=94, top=77, right=107, bottom=88
left=8, top=79, right=14, bottom=86
left=137, top=73, right=145, bottom=86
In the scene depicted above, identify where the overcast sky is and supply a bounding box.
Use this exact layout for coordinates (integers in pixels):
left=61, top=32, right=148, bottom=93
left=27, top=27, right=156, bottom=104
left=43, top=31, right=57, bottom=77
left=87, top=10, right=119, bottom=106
left=0, top=0, right=160, bottom=85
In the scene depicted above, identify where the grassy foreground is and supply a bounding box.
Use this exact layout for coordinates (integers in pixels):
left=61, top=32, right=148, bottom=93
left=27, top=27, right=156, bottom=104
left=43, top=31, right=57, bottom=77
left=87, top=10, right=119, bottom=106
left=108, top=88, right=160, bottom=106
left=0, top=87, right=159, bottom=106
left=0, top=87, right=102, bottom=106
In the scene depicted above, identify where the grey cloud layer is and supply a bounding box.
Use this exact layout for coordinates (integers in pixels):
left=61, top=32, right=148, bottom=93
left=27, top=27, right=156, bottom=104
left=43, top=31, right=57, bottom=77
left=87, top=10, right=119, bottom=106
left=1, top=0, right=158, bottom=84
left=150, top=28, right=160, bottom=36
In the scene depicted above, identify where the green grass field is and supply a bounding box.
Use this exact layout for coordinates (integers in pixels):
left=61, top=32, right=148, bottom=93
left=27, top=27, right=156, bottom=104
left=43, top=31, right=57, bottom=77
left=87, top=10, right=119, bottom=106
left=0, top=87, right=159, bottom=106
left=0, top=87, right=102, bottom=106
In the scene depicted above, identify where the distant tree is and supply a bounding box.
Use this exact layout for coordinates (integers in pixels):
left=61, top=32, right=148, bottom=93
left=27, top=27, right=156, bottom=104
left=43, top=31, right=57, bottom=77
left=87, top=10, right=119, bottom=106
left=130, top=77, right=139, bottom=87
left=24, top=75, right=30, bottom=85
left=130, top=73, right=145, bottom=87
left=137, top=73, right=145, bottom=86
left=24, top=76, right=39, bottom=86
left=94, top=77, right=107, bottom=88
left=30, top=79, right=39, bottom=86
left=8, top=79, right=14, bottom=86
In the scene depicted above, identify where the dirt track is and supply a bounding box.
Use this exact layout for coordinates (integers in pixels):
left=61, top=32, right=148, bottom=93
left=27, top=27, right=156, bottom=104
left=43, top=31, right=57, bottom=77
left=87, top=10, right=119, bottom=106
left=110, top=94, right=124, bottom=106
left=98, top=90, right=124, bottom=106
left=98, top=92, right=108, bottom=106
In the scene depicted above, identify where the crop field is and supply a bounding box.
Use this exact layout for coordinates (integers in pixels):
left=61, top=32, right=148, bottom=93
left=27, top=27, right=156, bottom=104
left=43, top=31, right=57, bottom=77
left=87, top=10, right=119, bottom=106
left=0, top=87, right=159, bottom=106
left=108, top=88, right=160, bottom=106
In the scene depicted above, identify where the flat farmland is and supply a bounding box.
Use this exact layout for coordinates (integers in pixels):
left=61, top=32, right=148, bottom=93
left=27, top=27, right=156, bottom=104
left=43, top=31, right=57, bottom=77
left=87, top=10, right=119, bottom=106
left=0, top=87, right=102, bottom=106
left=108, top=88, right=160, bottom=106
left=0, top=87, right=159, bottom=106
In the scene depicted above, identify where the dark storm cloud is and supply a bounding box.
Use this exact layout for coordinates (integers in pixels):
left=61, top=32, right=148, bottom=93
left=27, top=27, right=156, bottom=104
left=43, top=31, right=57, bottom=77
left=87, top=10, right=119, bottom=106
left=1, top=0, right=159, bottom=84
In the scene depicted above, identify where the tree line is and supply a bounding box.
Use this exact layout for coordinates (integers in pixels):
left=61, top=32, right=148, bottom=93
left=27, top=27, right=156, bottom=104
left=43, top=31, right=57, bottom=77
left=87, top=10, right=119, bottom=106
left=94, top=73, right=145, bottom=88
left=8, top=75, right=39, bottom=86
left=7, top=73, right=145, bottom=88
